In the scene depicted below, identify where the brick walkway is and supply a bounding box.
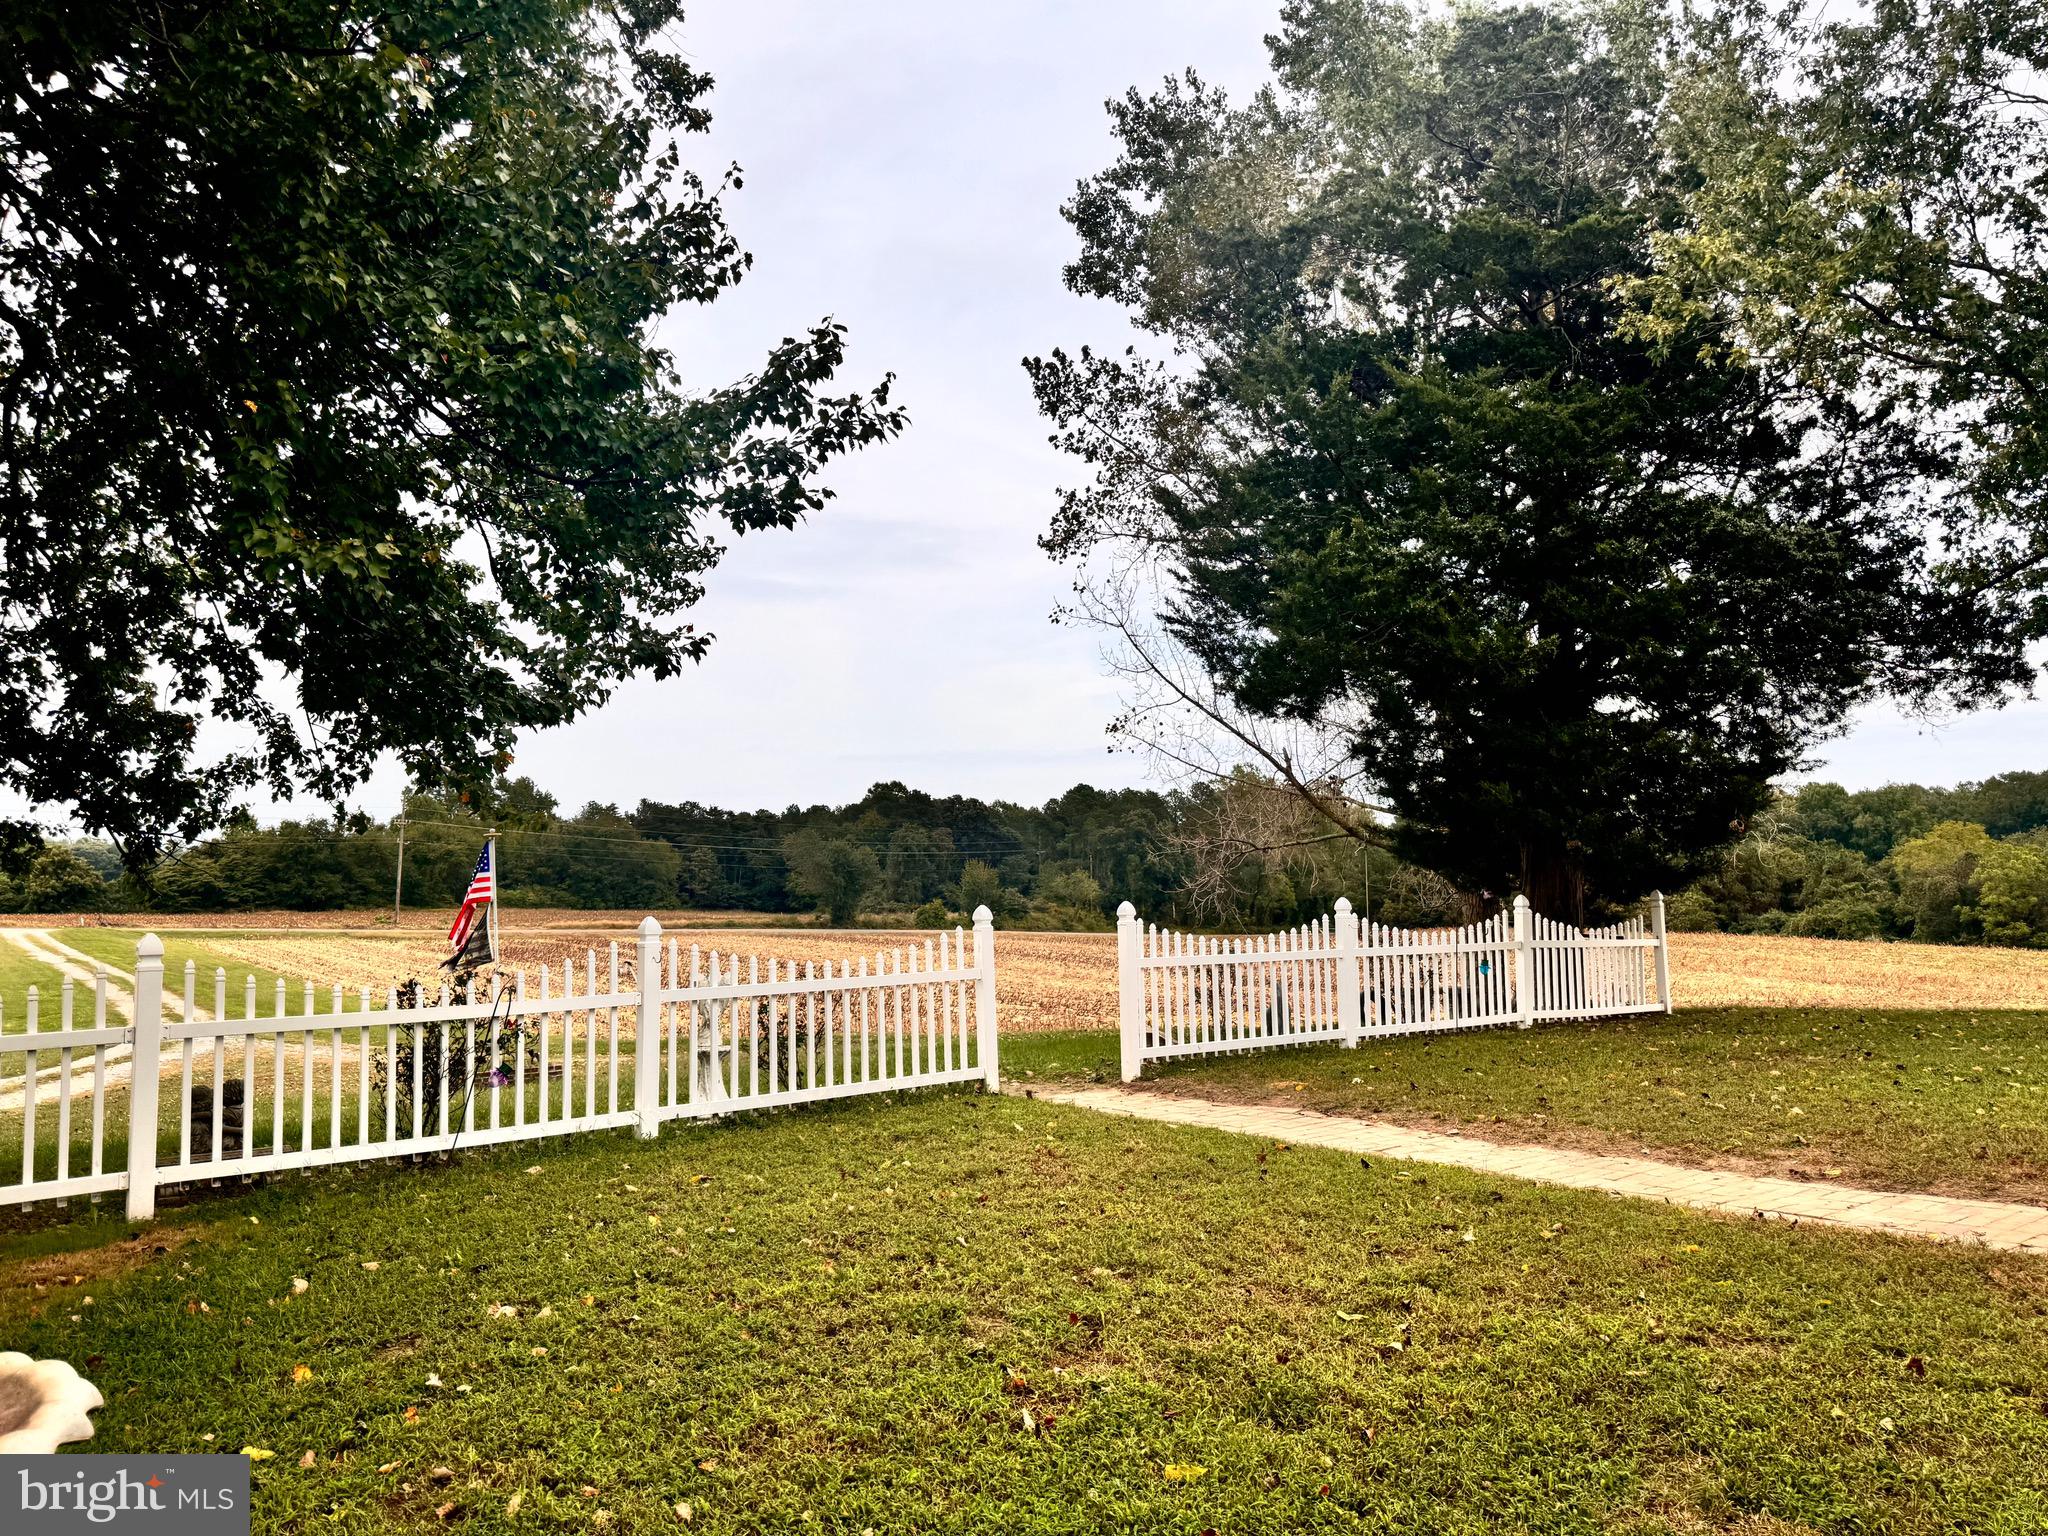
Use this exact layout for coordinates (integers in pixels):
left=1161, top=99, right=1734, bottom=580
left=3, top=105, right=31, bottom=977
left=1031, top=1086, right=2048, bottom=1254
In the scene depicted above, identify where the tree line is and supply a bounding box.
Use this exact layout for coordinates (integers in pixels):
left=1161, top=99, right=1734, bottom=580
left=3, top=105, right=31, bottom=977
left=1670, top=773, right=2048, bottom=945
left=0, top=779, right=1187, bottom=929
left=21, top=769, right=2048, bottom=948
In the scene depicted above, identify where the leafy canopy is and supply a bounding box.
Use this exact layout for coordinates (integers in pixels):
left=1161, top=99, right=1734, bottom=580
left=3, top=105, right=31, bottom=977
left=0, top=0, right=902, bottom=867
left=1028, top=0, right=2023, bottom=916
left=1635, top=0, right=2048, bottom=630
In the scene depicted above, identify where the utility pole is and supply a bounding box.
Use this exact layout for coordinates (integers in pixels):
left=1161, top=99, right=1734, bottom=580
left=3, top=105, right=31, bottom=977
left=393, top=812, right=407, bottom=926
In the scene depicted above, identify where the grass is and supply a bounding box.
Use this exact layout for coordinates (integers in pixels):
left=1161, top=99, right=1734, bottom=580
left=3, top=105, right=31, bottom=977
left=53, top=928, right=313, bottom=1011
left=3, top=1089, right=2045, bottom=1533
left=0, top=941, right=77, bottom=1033
left=1126, top=1008, right=2048, bottom=1202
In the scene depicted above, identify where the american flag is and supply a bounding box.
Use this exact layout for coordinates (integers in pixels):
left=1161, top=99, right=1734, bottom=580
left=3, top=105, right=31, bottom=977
left=447, top=842, right=496, bottom=955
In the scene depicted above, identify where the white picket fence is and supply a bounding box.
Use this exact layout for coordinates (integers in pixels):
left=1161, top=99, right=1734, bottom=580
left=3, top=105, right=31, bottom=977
left=1115, top=893, right=1670, bottom=1080
left=1, top=909, right=998, bottom=1219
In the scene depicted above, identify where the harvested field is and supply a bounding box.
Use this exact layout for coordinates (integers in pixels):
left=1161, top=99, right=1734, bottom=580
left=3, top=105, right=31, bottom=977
left=180, top=928, right=1121, bottom=1034
left=7, top=921, right=2048, bottom=1031
left=1664, top=930, right=2048, bottom=1010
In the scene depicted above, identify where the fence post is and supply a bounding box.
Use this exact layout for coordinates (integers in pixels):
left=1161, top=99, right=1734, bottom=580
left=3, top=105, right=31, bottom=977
left=1334, top=897, right=1364, bottom=1047
left=124, top=935, right=165, bottom=1222
left=1650, top=890, right=1672, bottom=1014
left=1512, top=895, right=1535, bottom=1030
left=972, top=905, right=999, bottom=1090
left=1116, top=901, right=1144, bottom=1082
left=634, top=916, right=662, bottom=1139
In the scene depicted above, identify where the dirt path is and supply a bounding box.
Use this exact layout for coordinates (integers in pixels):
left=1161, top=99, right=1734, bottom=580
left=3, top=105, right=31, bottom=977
left=0, top=929, right=225, bottom=1113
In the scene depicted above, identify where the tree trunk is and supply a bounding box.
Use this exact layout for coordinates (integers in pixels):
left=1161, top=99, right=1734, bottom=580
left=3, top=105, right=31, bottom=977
left=1518, top=843, right=1588, bottom=927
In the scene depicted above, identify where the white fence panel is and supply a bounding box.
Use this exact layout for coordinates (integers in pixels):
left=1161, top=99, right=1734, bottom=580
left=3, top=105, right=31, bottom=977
left=1118, top=893, right=1672, bottom=1079
left=1, top=908, right=999, bottom=1220
left=648, top=912, right=997, bottom=1120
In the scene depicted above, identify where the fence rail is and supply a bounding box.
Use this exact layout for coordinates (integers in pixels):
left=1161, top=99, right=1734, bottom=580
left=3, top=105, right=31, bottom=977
left=1116, top=894, right=1670, bottom=1080
left=1, top=908, right=998, bottom=1219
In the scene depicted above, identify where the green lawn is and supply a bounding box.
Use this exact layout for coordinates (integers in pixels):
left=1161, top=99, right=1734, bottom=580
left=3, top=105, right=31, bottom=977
left=4, top=1089, right=2046, bottom=1534
left=0, top=941, right=77, bottom=1032
left=1118, top=1008, right=2048, bottom=1203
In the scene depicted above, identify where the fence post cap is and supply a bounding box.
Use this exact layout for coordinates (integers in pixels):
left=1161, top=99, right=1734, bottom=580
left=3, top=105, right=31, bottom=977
left=972, top=904, right=994, bottom=925
left=136, top=933, right=164, bottom=960
left=637, top=915, right=662, bottom=937
left=1512, top=894, right=1530, bottom=910
left=1333, top=896, right=1352, bottom=914
left=1116, top=901, right=1136, bottom=919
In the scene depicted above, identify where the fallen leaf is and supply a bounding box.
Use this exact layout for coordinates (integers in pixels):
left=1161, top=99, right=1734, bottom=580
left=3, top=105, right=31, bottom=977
left=298, top=1450, right=316, bottom=1469
left=291, top=1277, right=310, bottom=1295
left=506, top=1492, right=523, bottom=1517
left=1905, top=1355, right=1926, bottom=1378
left=291, top=1365, right=314, bottom=1385
left=377, top=1462, right=399, bottom=1475
left=674, top=1500, right=693, bottom=1523
left=243, top=1447, right=275, bottom=1462
left=1163, top=1463, right=1206, bottom=1483
left=435, top=1501, right=457, bottom=1520
left=404, top=1406, right=420, bottom=1425
left=525, top=1166, right=544, bottom=1175
left=1460, top=1228, right=1477, bottom=1244
left=429, top=1466, right=455, bottom=1484
left=361, top=1261, right=381, bottom=1272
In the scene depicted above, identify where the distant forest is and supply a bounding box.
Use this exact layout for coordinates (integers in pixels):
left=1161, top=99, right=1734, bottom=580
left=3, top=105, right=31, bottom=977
left=12, top=772, right=2048, bottom=947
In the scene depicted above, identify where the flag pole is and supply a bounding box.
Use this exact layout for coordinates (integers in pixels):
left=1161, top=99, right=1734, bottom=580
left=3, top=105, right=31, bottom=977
left=486, top=826, right=500, bottom=965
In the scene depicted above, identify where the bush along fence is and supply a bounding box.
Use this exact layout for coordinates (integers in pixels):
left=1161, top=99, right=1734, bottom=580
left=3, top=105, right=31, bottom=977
left=1, top=909, right=998, bottom=1219
left=1115, top=894, right=1670, bottom=1081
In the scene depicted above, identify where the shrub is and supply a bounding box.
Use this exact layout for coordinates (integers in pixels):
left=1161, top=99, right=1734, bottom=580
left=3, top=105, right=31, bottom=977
left=1785, top=896, right=1886, bottom=941
left=1662, top=888, right=1721, bottom=932
left=911, top=898, right=951, bottom=929
left=372, top=976, right=538, bottom=1135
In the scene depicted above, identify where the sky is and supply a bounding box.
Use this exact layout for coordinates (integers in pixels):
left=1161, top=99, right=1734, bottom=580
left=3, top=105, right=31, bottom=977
left=303, top=0, right=2048, bottom=821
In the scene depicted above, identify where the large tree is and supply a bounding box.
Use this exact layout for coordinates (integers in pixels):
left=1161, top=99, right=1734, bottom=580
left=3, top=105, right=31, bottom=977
left=0, top=1, right=901, bottom=867
left=1028, top=0, right=2024, bottom=919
